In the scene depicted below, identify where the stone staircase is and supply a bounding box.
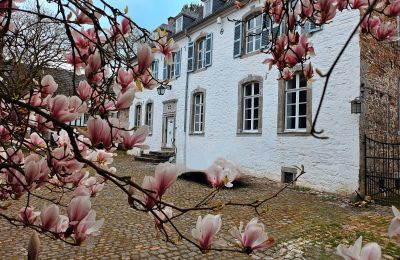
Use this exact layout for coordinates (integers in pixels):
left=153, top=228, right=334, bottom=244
left=134, top=150, right=175, bottom=164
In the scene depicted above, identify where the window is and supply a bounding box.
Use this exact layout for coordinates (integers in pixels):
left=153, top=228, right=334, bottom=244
left=190, top=89, right=206, bottom=134
left=197, top=38, right=206, bottom=69
left=188, top=33, right=213, bottom=72
left=237, top=75, right=263, bottom=134
left=203, top=0, right=213, bottom=17
left=246, top=14, right=262, bottom=54
left=70, top=113, right=89, bottom=127
left=284, top=74, right=308, bottom=131
left=163, top=50, right=181, bottom=80
left=242, top=83, right=261, bottom=131
left=135, top=104, right=142, bottom=127
left=175, top=16, right=183, bottom=33
left=145, top=102, right=153, bottom=134
left=234, top=13, right=273, bottom=57
left=151, top=60, right=159, bottom=80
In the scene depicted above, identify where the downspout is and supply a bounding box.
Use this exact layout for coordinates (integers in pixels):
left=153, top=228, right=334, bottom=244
left=183, top=30, right=191, bottom=166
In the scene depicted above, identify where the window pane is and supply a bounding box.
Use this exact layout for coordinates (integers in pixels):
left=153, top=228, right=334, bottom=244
left=300, top=75, right=307, bottom=88
left=244, top=85, right=252, bottom=96
left=286, top=77, right=296, bottom=90
left=247, top=36, right=253, bottom=53
left=299, top=103, right=307, bottom=116
left=287, top=104, right=296, bottom=117
left=253, top=119, right=259, bottom=130
left=254, top=97, right=259, bottom=108
left=286, top=92, right=296, bottom=104
left=286, top=117, right=296, bottom=129
left=299, top=90, right=307, bottom=103
left=254, top=108, right=259, bottom=119
left=245, top=98, right=252, bottom=109
left=195, top=114, right=200, bottom=124
left=195, top=105, right=200, bottom=114
left=245, top=109, right=252, bottom=120
left=245, top=120, right=252, bottom=130
left=253, top=83, right=259, bottom=95
left=298, top=117, right=307, bottom=129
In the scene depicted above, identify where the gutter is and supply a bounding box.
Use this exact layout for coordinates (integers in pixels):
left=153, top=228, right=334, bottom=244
left=183, top=30, right=191, bottom=166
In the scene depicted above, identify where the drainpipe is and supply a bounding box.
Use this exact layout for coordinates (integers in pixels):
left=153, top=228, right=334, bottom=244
left=183, top=30, right=191, bottom=166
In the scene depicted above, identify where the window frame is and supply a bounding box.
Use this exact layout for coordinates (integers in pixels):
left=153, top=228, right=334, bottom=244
left=284, top=74, right=308, bottom=132
left=196, top=37, right=206, bottom=70
left=237, top=75, right=263, bottom=135
left=277, top=71, right=312, bottom=135
left=145, top=101, right=153, bottom=135
left=190, top=88, right=206, bottom=135
left=245, top=14, right=263, bottom=54
left=175, top=16, right=183, bottom=33
left=203, top=0, right=213, bottom=17
left=151, top=59, right=159, bottom=80
left=135, top=104, right=142, bottom=127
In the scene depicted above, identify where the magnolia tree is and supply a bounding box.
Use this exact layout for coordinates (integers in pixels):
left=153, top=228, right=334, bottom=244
left=0, top=0, right=399, bottom=258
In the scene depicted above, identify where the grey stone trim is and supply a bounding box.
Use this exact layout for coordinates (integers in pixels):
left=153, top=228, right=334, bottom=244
left=189, top=87, right=206, bottom=135
left=281, top=166, right=298, bottom=185
left=237, top=74, right=263, bottom=135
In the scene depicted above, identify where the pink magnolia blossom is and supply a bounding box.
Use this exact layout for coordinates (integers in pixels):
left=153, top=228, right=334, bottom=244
left=68, top=195, right=92, bottom=225
left=77, top=80, right=92, bottom=101
left=336, top=236, right=381, bottom=260
left=154, top=29, right=179, bottom=65
left=154, top=162, right=178, bottom=197
left=40, top=75, right=58, bottom=96
left=142, top=176, right=157, bottom=209
left=349, top=0, right=369, bottom=9
left=315, top=0, right=338, bottom=24
left=70, top=185, right=91, bottom=199
left=28, top=231, right=40, bottom=260
left=86, top=116, right=113, bottom=147
left=361, top=16, right=381, bottom=32
left=116, top=88, right=135, bottom=109
left=48, top=95, right=87, bottom=123
left=0, top=125, right=10, bottom=141
left=116, top=68, right=135, bottom=93
left=18, top=207, right=40, bottom=225
left=204, top=158, right=245, bottom=189
left=384, top=0, right=400, bottom=16
left=108, top=17, right=132, bottom=40
left=151, top=206, right=173, bottom=226
left=81, top=176, right=105, bottom=196
left=25, top=92, right=48, bottom=107
left=73, top=210, right=104, bottom=244
left=87, top=150, right=114, bottom=166
left=136, top=44, right=154, bottom=75
left=65, top=51, right=85, bottom=69
left=191, top=214, right=222, bottom=250
left=303, top=63, right=314, bottom=80
left=40, top=204, right=60, bottom=230
left=372, top=21, right=397, bottom=41
left=85, top=53, right=103, bottom=84
left=24, top=154, right=50, bottom=187
left=388, top=206, right=400, bottom=242
left=230, top=218, right=275, bottom=254
left=54, top=215, right=69, bottom=234
left=119, top=125, right=149, bottom=150
left=27, top=132, right=46, bottom=149
left=70, top=0, right=101, bottom=25
left=140, top=71, right=158, bottom=90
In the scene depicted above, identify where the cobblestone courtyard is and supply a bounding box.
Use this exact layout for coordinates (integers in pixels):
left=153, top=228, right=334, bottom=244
left=1, top=153, right=399, bottom=259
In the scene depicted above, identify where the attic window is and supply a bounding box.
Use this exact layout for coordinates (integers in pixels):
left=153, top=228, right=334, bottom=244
left=203, top=0, right=213, bottom=17
left=175, top=16, right=183, bottom=33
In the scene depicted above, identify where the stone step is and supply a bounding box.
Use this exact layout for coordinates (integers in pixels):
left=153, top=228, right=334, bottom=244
left=140, top=153, right=171, bottom=160
left=148, top=150, right=175, bottom=157
left=134, top=156, right=168, bottom=164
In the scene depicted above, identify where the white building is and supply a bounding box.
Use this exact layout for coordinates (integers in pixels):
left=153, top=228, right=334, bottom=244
left=130, top=0, right=363, bottom=193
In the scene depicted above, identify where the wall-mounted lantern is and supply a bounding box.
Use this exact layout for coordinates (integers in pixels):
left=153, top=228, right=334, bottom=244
left=157, top=85, right=172, bottom=96
left=350, top=97, right=362, bottom=114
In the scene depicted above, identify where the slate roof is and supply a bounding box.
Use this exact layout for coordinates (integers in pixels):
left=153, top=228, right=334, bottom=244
left=44, top=68, right=85, bottom=96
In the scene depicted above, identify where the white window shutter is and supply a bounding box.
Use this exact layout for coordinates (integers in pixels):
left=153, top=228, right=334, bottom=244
left=205, top=33, right=213, bottom=67
left=233, top=21, right=243, bottom=58
left=187, top=41, right=194, bottom=72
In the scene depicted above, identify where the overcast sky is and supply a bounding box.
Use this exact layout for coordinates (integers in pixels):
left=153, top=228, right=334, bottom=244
left=108, top=0, right=202, bottom=31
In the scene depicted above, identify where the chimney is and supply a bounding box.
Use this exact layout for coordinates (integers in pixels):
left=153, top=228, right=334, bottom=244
left=168, top=16, right=175, bottom=25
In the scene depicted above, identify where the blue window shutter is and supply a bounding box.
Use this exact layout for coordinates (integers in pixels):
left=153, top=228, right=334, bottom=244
left=233, top=21, right=243, bottom=58
left=175, top=49, right=181, bottom=76
left=187, top=41, right=194, bottom=72
left=261, top=14, right=271, bottom=49
left=205, top=33, right=213, bottom=67
left=162, top=58, right=167, bottom=80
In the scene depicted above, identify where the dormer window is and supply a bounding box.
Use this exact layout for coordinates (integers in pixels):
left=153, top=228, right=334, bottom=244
left=175, top=16, right=183, bottom=33
left=203, top=0, right=213, bottom=17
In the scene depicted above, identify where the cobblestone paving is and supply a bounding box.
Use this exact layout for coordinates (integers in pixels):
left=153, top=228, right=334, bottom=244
left=1, top=153, right=400, bottom=259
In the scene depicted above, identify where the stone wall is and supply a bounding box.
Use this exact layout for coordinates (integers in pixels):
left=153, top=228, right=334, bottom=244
left=359, top=26, right=400, bottom=193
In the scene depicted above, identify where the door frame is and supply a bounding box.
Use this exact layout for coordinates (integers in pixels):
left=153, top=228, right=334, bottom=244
left=161, top=100, right=177, bottom=149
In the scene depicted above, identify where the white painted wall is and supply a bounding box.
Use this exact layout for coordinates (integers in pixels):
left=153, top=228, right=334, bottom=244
left=130, top=4, right=361, bottom=193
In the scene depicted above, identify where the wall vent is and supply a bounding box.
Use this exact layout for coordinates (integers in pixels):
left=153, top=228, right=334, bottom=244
left=281, top=166, right=297, bottom=185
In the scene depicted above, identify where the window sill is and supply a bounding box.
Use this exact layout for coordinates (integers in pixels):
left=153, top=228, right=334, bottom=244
left=189, top=132, right=205, bottom=136
left=192, top=67, right=207, bottom=74
left=236, top=131, right=262, bottom=136
left=278, top=131, right=311, bottom=136
left=240, top=50, right=262, bottom=59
